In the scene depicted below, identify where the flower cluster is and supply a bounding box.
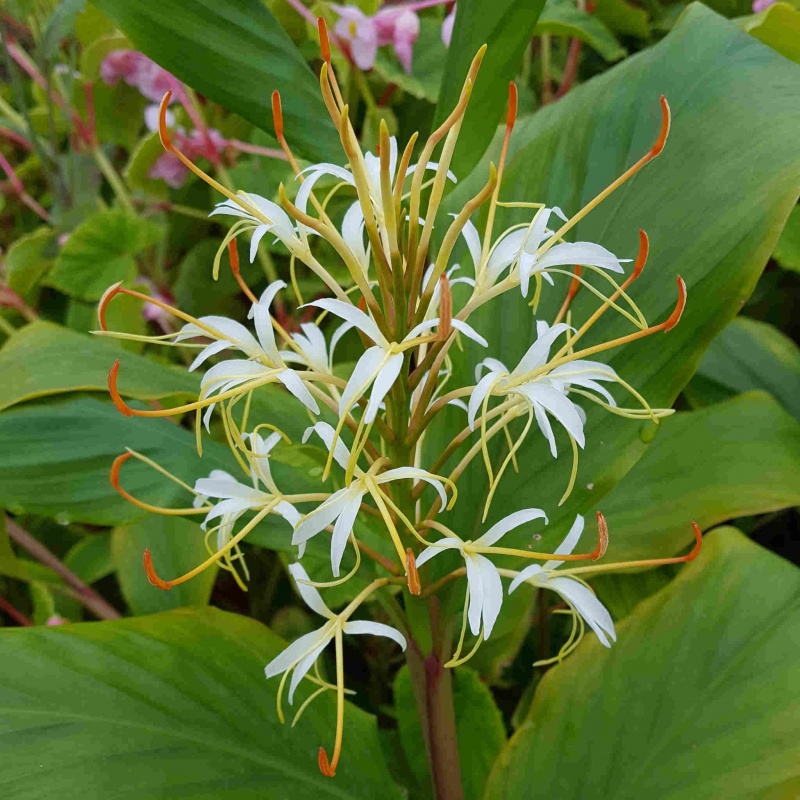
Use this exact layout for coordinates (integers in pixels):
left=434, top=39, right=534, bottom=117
left=98, top=21, right=701, bottom=779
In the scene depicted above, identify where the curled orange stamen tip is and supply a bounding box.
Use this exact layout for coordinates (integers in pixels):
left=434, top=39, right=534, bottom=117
left=143, top=548, right=173, bottom=591
left=406, top=548, right=421, bottom=595
left=438, top=275, right=452, bottom=342
left=110, top=452, right=133, bottom=491
left=686, top=522, right=703, bottom=561
left=158, top=92, right=173, bottom=149
left=650, top=96, right=671, bottom=158
left=98, top=281, right=124, bottom=331
left=506, top=82, right=518, bottom=132
left=271, top=91, right=284, bottom=141
left=318, top=18, right=331, bottom=64
left=633, top=230, right=649, bottom=279
left=318, top=747, right=336, bottom=777
left=664, top=276, right=687, bottom=332
left=108, top=360, right=133, bottom=417
left=594, top=512, right=609, bottom=561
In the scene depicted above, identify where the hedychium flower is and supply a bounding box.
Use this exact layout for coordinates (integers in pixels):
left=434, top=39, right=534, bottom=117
left=265, top=563, right=406, bottom=778
left=97, top=18, right=703, bottom=780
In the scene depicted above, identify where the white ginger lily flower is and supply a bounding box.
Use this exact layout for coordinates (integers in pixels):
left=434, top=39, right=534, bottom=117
left=264, top=563, right=406, bottom=703
left=176, top=281, right=319, bottom=427
left=294, top=423, right=449, bottom=575
left=193, top=431, right=300, bottom=549
left=307, top=298, right=486, bottom=424
left=280, top=320, right=352, bottom=375
left=416, top=509, right=548, bottom=639
left=469, top=321, right=619, bottom=457
left=480, top=207, right=627, bottom=296
left=209, top=193, right=308, bottom=262
left=509, top=515, right=616, bottom=647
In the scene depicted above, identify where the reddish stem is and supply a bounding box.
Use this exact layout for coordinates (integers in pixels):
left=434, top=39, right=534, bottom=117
left=0, top=593, right=33, bottom=626
left=555, top=38, right=582, bottom=100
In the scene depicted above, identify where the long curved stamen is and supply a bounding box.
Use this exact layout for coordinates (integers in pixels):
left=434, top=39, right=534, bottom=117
left=110, top=453, right=210, bottom=516
left=318, top=626, right=346, bottom=777
left=227, top=240, right=257, bottom=304
left=553, top=265, right=582, bottom=326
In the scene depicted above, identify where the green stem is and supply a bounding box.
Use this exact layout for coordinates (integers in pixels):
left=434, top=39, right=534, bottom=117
left=93, top=147, right=134, bottom=213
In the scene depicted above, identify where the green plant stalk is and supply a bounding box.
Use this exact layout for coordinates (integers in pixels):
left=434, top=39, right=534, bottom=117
left=92, top=147, right=135, bottom=214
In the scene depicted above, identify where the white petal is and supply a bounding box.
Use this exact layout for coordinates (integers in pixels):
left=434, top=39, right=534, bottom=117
left=189, top=339, right=232, bottom=372
left=198, top=316, right=261, bottom=354
left=364, top=353, right=404, bottom=423
left=376, top=467, right=447, bottom=507
left=329, top=321, right=354, bottom=366
left=475, top=555, right=503, bottom=639
left=486, top=228, right=526, bottom=282
left=476, top=508, right=548, bottom=547
left=414, top=539, right=462, bottom=567
left=289, top=635, right=333, bottom=703
left=339, top=346, right=385, bottom=417
left=507, top=563, right=545, bottom=594
left=405, top=318, right=440, bottom=340
left=548, top=576, right=616, bottom=647
left=513, top=322, right=572, bottom=376
left=275, top=500, right=301, bottom=528
left=468, top=372, right=499, bottom=430
left=342, top=201, right=368, bottom=268
left=536, top=242, right=625, bottom=274
left=264, top=627, right=328, bottom=678
left=545, top=515, right=584, bottom=570
left=533, top=401, right=558, bottom=458
left=344, top=620, right=407, bottom=651
left=306, top=298, right=385, bottom=346
left=464, top=555, right=484, bottom=637
left=330, top=492, right=363, bottom=577
left=302, top=422, right=351, bottom=471
left=289, top=562, right=333, bottom=618
left=292, top=490, right=349, bottom=546
left=451, top=319, right=488, bottom=348
left=278, top=369, right=320, bottom=414
left=460, top=217, right=482, bottom=270
left=521, top=384, right=585, bottom=447
left=249, top=224, right=272, bottom=263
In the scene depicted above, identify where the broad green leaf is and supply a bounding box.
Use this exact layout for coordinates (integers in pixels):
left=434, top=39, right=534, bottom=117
left=111, top=516, right=217, bottom=615
left=774, top=204, right=800, bottom=272
left=79, top=32, right=130, bottom=81
left=123, top=130, right=170, bottom=198
left=47, top=210, right=163, bottom=301
left=535, top=0, right=626, bottom=61
left=593, top=392, right=800, bottom=560
left=0, top=321, right=197, bottom=412
left=430, top=5, right=800, bottom=556
left=690, top=317, right=800, bottom=420
left=90, top=0, right=339, bottom=163
left=0, top=397, right=237, bottom=525
left=172, top=239, right=243, bottom=318
left=484, top=529, right=800, bottom=799
left=435, top=0, right=546, bottom=176
left=394, top=665, right=506, bottom=800
left=63, top=534, right=114, bottom=585
left=4, top=227, right=55, bottom=298
left=0, top=607, right=403, bottom=798
left=592, top=0, right=650, bottom=39
left=743, top=2, right=800, bottom=63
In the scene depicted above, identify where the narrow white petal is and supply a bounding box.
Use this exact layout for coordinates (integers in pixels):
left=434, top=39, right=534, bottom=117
left=339, top=346, right=385, bottom=417
left=364, top=352, right=404, bottom=423
left=533, top=401, right=558, bottom=458
left=377, top=467, right=447, bottom=506
left=507, top=563, right=545, bottom=594
left=302, top=422, right=351, bottom=471
left=475, top=555, right=503, bottom=639
left=189, top=339, right=232, bottom=372
left=548, top=576, right=616, bottom=647
left=468, top=372, right=499, bottom=430
left=330, top=492, right=363, bottom=577
left=415, top=539, right=461, bottom=567
left=405, top=319, right=440, bottom=340
left=344, top=620, right=407, bottom=651
left=486, top=228, right=526, bottom=282
left=289, top=635, right=333, bottom=703
left=306, top=298, right=385, bottom=347
left=521, top=384, right=585, bottom=447
left=289, top=562, right=333, bottom=618
left=513, top=323, right=572, bottom=376
left=536, top=242, right=625, bottom=274
left=461, top=218, right=482, bottom=270
left=292, top=490, right=349, bottom=545
left=249, top=224, right=272, bottom=263
left=451, top=319, right=488, bottom=348
left=264, top=628, right=328, bottom=678
left=464, top=555, right=484, bottom=637
left=545, top=515, right=585, bottom=570
left=278, top=369, right=320, bottom=414
left=476, top=507, right=548, bottom=548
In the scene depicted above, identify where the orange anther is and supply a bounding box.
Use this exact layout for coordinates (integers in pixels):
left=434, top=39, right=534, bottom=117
left=318, top=747, right=336, bottom=777
left=318, top=18, right=331, bottom=64
left=438, top=275, right=452, bottom=342
left=143, top=548, right=172, bottom=591
left=98, top=281, right=124, bottom=331
left=110, top=452, right=133, bottom=493
left=594, top=512, right=609, bottom=561
left=406, top=548, right=421, bottom=595
left=271, top=91, right=284, bottom=142
left=229, top=241, right=258, bottom=304
left=506, top=82, right=518, bottom=134
left=685, top=522, right=703, bottom=561
left=566, top=264, right=582, bottom=303
left=108, top=360, right=133, bottom=417
left=650, top=96, right=671, bottom=158
left=663, top=276, right=687, bottom=332
left=632, top=230, right=649, bottom=280
left=157, top=91, right=174, bottom=150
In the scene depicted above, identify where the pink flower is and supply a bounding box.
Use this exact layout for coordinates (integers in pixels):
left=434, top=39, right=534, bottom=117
left=46, top=615, right=67, bottom=626
left=752, top=0, right=776, bottom=11
left=101, top=50, right=182, bottom=104
left=148, top=127, right=231, bottom=188
left=332, top=4, right=421, bottom=74
left=442, top=5, right=456, bottom=46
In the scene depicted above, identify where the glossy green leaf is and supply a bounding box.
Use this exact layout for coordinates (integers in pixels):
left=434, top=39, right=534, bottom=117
left=111, top=516, right=217, bottom=615
left=435, top=0, right=546, bottom=176
left=0, top=397, right=237, bottom=525
left=593, top=392, right=800, bottom=560
left=0, top=321, right=197, bottom=413
left=484, top=529, right=800, bottom=799
left=535, top=0, right=626, bottom=61
left=743, top=2, right=800, bottom=63
left=47, top=210, right=163, bottom=301
left=4, top=227, right=55, bottom=299
left=774, top=204, right=800, bottom=272
left=592, top=0, right=650, bottom=39
left=430, top=5, right=800, bottom=556
left=63, top=534, right=114, bottom=585
left=691, top=317, right=800, bottom=419
left=0, top=607, right=402, bottom=798
left=394, top=665, right=506, bottom=800
left=90, top=0, right=339, bottom=163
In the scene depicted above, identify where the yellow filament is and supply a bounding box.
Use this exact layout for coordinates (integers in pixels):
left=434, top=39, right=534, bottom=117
left=558, top=434, right=580, bottom=507
left=300, top=535, right=362, bottom=588
left=445, top=631, right=484, bottom=668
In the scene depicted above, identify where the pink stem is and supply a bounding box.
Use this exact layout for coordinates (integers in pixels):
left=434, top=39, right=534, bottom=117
left=555, top=38, right=582, bottom=100
left=229, top=140, right=288, bottom=160
left=0, top=593, right=33, bottom=626
left=0, top=126, right=32, bottom=151
left=0, top=152, right=51, bottom=223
